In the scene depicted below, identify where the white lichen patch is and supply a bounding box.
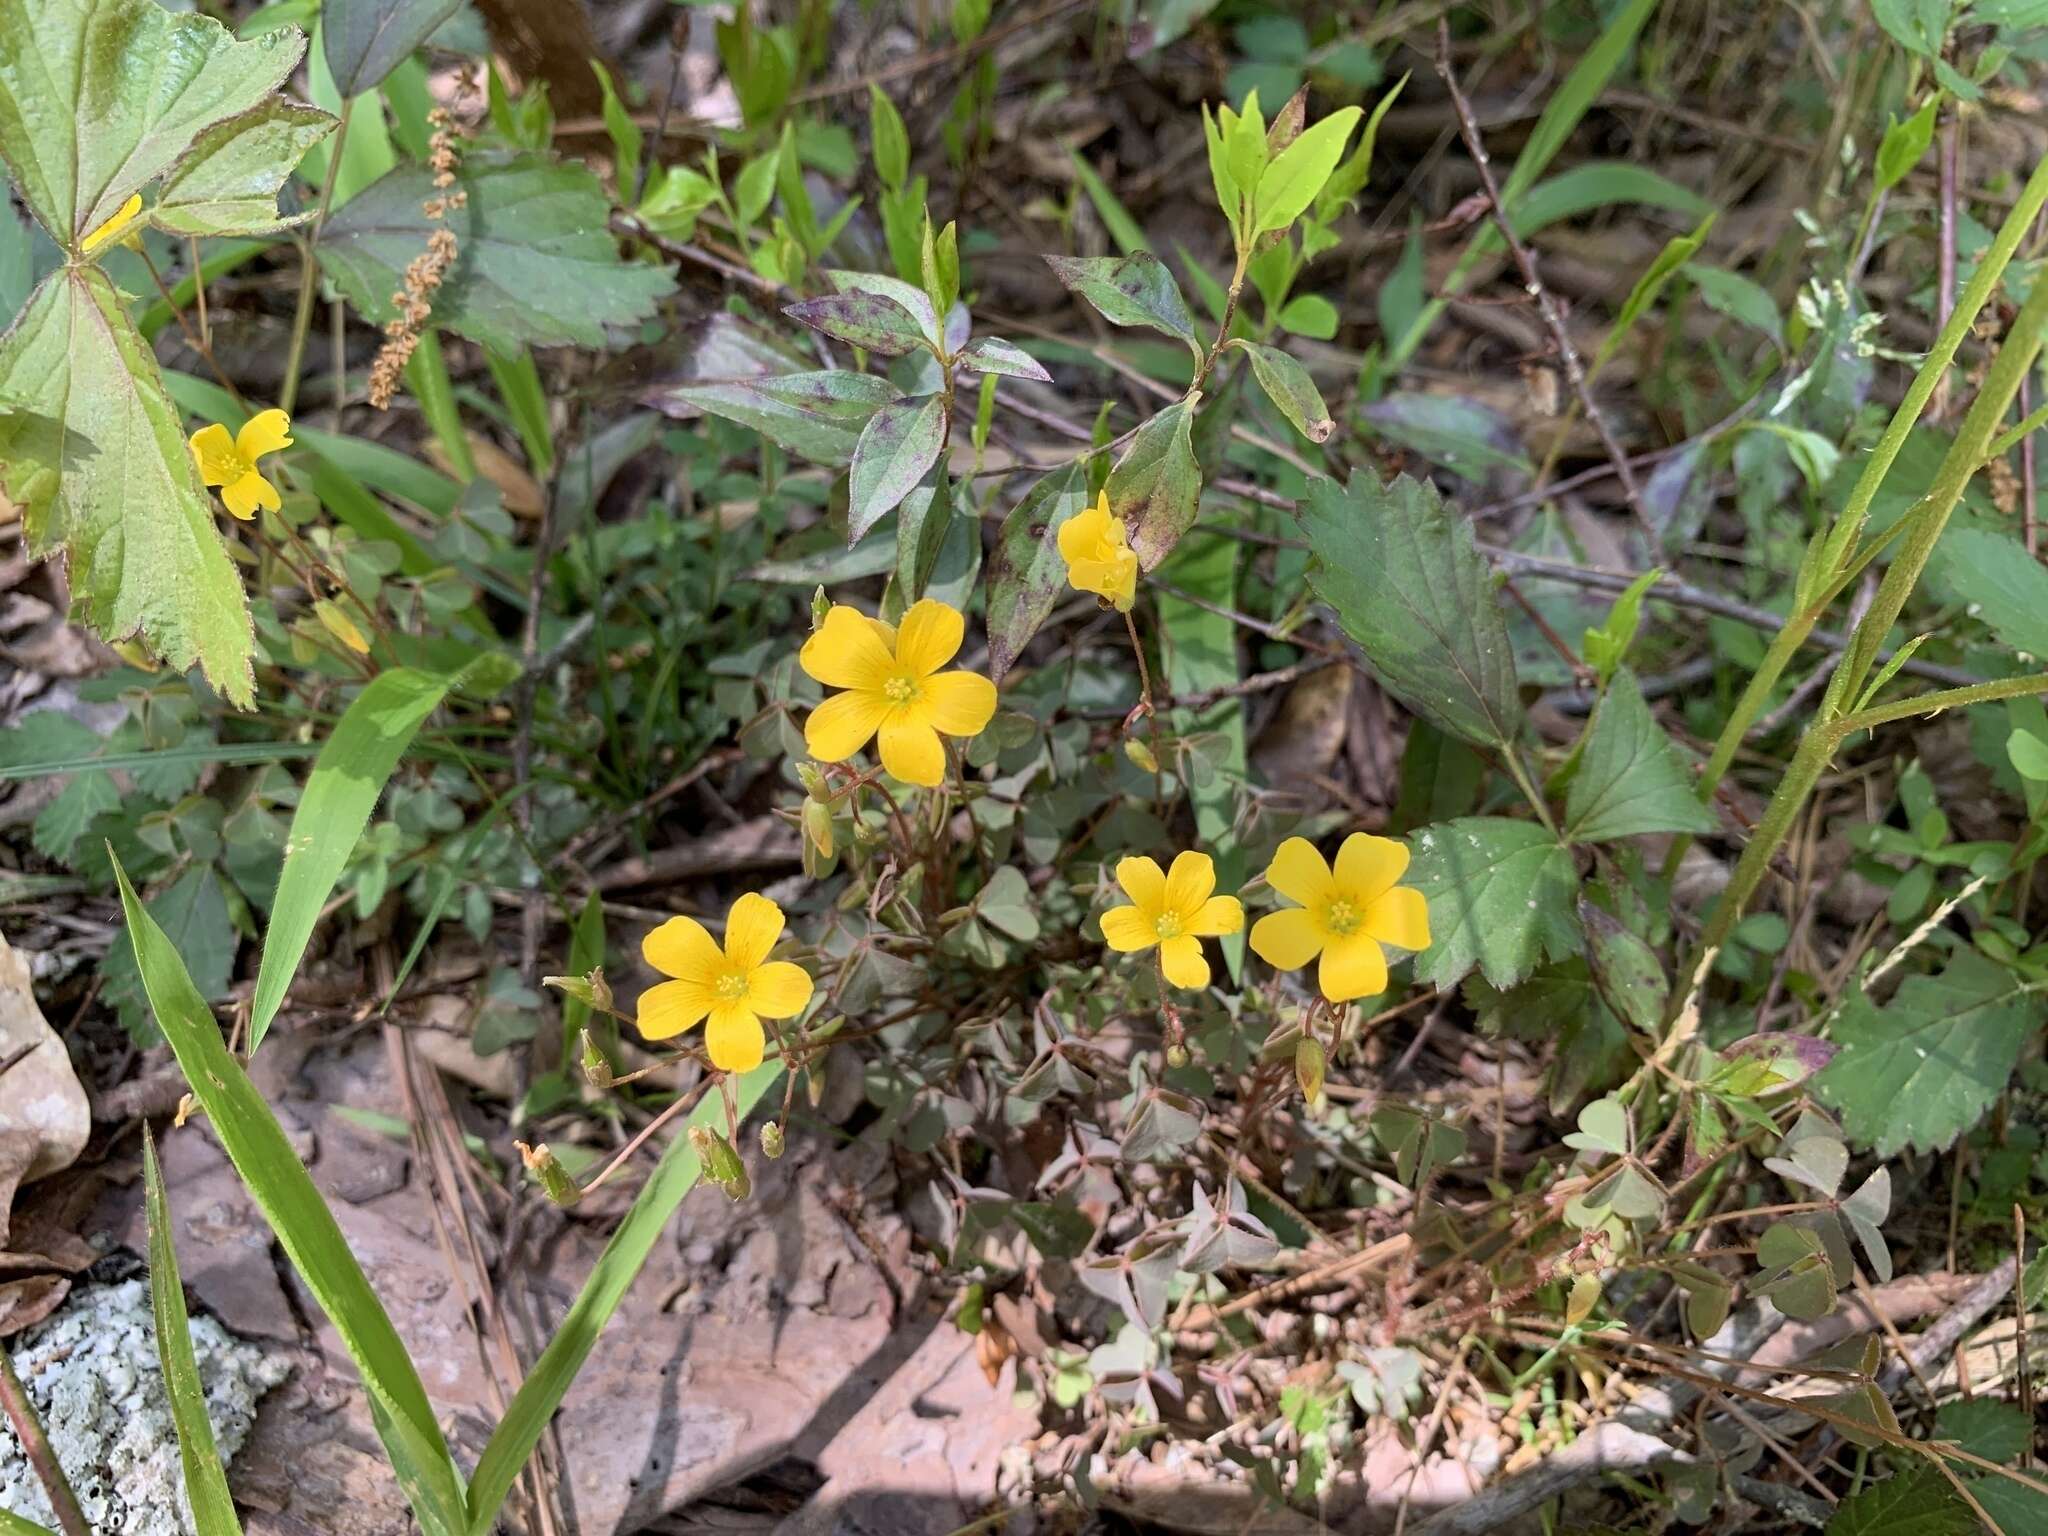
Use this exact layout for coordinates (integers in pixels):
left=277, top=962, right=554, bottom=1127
left=0, top=1280, right=291, bottom=1536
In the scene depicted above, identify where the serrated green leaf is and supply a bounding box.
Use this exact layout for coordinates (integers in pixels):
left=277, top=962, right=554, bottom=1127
left=153, top=100, right=335, bottom=237
left=1301, top=472, right=1523, bottom=751
left=1236, top=341, right=1333, bottom=442
left=1935, top=528, right=2048, bottom=659
left=318, top=151, right=675, bottom=351
left=1043, top=253, right=1199, bottom=348
left=251, top=667, right=455, bottom=1051
left=0, top=267, right=254, bottom=704
left=651, top=370, right=898, bottom=466
left=1825, top=1464, right=1976, bottom=1535
left=985, top=464, right=1090, bottom=682
left=0, top=0, right=305, bottom=247
left=1815, top=947, right=2045, bottom=1156
left=1108, top=398, right=1201, bottom=570
left=1252, top=106, right=1360, bottom=234
left=322, top=0, right=462, bottom=97
left=1565, top=669, right=1718, bottom=842
left=1407, top=817, right=1579, bottom=990
left=849, top=393, right=947, bottom=544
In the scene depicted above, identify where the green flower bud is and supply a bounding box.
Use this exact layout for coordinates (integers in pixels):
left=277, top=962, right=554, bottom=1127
left=689, top=1125, right=751, bottom=1201
left=517, top=1142, right=581, bottom=1207
left=1124, top=737, right=1159, bottom=775
left=579, top=1030, right=613, bottom=1089
left=760, top=1121, right=786, bottom=1159
left=1296, top=1036, right=1327, bottom=1107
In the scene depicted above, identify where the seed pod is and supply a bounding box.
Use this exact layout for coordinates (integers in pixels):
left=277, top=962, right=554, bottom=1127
left=543, top=974, right=596, bottom=1007
left=1124, top=737, right=1159, bottom=775
left=689, top=1125, right=751, bottom=1201
left=579, top=1030, right=613, bottom=1089
left=760, top=1121, right=785, bottom=1159
left=314, top=599, right=371, bottom=655
left=517, top=1142, right=581, bottom=1207
left=803, top=798, right=835, bottom=859
left=1164, top=1041, right=1191, bottom=1070
left=1296, top=1036, right=1327, bottom=1107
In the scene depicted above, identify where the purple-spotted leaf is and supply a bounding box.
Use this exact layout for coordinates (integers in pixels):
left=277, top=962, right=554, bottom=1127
left=649, top=370, right=899, bottom=466
left=784, top=288, right=931, bottom=358
left=848, top=393, right=947, bottom=543
left=957, top=336, right=1053, bottom=382
left=1108, top=399, right=1201, bottom=570
left=985, top=463, right=1090, bottom=681
left=1044, top=253, right=1200, bottom=351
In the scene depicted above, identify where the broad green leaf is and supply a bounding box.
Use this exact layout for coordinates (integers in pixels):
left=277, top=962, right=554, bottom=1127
left=651, top=370, right=899, bottom=466
left=1815, top=947, right=2045, bottom=1156
left=1754, top=1222, right=1837, bottom=1321
left=1465, top=959, right=1630, bottom=1113
left=1234, top=341, right=1333, bottom=442
left=1252, top=107, right=1360, bottom=234
left=0, top=0, right=304, bottom=247
left=1371, top=1105, right=1464, bottom=1186
left=318, top=151, right=675, bottom=351
left=1684, top=262, right=1782, bottom=343
left=1277, top=292, right=1338, bottom=340
left=849, top=394, right=948, bottom=544
left=251, top=667, right=456, bottom=1051
left=153, top=100, right=336, bottom=237
left=1935, top=528, right=2048, bottom=658
left=102, top=865, right=235, bottom=1041
left=0, top=267, right=253, bottom=703
left=869, top=83, right=909, bottom=190
left=1108, top=399, right=1201, bottom=570
left=1044, top=254, right=1199, bottom=350
left=114, top=854, right=467, bottom=1536
left=1582, top=901, right=1667, bottom=1032
left=957, top=337, right=1053, bottom=381
left=1875, top=97, right=1940, bottom=193
left=1510, top=163, right=1712, bottom=238
left=144, top=1132, right=244, bottom=1536
left=464, top=1061, right=782, bottom=1536
left=1583, top=568, right=1661, bottom=685
left=1593, top=216, right=1712, bottom=376
left=1564, top=669, right=1718, bottom=842
left=1314, top=74, right=1405, bottom=220
left=1562, top=1096, right=1631, bottom=1156
left=1408, top=817, right=1579, bottom=990
left=1972, top=1477, right=2048, bottom=1533
left=322, top=0, right=462, bottom=96
left=784, top=288, right=931, bottom=358
left=1870, top=0, right=1952, bottom=56
left=1300, top=472, right=1522, bottom=751
left=1824, top=1464, right=1976, bottom=1535
left=986, top=464, right=1090, bottom=682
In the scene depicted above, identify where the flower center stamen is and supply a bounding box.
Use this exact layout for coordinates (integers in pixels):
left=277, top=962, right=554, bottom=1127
left=1324, top=898, right=1360, bottom=936
left=1153, top=912, right=1184, bottom=940
left=883, top=675, right=919, bottom=706
left=714, top=971, right=749, bottom=1001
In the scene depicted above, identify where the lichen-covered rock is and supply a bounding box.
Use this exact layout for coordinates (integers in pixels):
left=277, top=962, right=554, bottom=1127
left=0, top=1279, right=291, bottom=1536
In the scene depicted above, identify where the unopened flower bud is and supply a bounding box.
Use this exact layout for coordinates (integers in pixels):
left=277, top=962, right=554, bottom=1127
left=760, top=1121, right=785, bottom=1159
left=796, top=762, right=828, bottom=799
left=803, top=798, right=835, bottom=859
left=517, top=1142, right=581, bottom=1206
left=810, top=587, right=832, bottom=630
left=1165, top=1041, right=1191, bottom=1070
left=690, top=1125, right=751, bottom=1200
left=579, top=1030, right=613, bottom=1089
left=1296, top=1037, right=1327, bottom=1107
left=1124, top=737, right=1159, bottom=775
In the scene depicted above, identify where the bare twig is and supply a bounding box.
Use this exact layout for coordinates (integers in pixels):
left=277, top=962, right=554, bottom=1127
left=0, top=1345, right=89, bottom=1536
left=1435, top=23, right=1657, bottom=546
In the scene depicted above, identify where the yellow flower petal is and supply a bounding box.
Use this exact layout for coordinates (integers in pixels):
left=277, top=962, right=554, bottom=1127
left=636, top=978, right=712, bottom=1039
left=1333, top=832, right=1409, bottom=904
left=878, top=717, right=945, bottom=785
left=1318, top=933, right=1388, bottom=1003
left=1189, top=895, right=1244, bottom=937
left=1114, top=855, right=1167, bottom=915
left=723, top=892, right=785, bottom=970
left=921, top=670, right=996, bottom=737
left=805, top=688, right=889, bottom=762
left=1158, top=934, right=1210, bottom=989
left=1164, top=850, right=1216, bottom=917
left=1101, top=550, right=1138, bottom=611
left=188, top=424, right=240, bottom=488
left=705, top=1004, right=765, bottom=1072
left=643, top=914, right=723, bottom=981
left=1364, top=885, right=1431, bottom=952
left=1265, top=836, right=1335, bottom=908
left=896, top=597, right=965, bottom=677
left=80, top=192, right=142, bottom=255
left=747, top=960, right=813, bottom=1019
left=235, top=408, right=293, bottom=464
left=222, top=470, right=279, bottom=520
left=1100, top=905, right=1158, bottom=952
left=1058, top=499, right=1111, bottom=564
left=1250, top=907, right=1323, bottom=970
left=800, top=605, right=897, bottom=690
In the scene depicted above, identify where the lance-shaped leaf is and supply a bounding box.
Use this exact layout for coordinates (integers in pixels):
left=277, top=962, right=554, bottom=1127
left=152, top=100, right=335, bottom=237
left=826, top=270, right=942, bottom=345
left=785, top=289, right=931, bottom=358
left=1044, top=253, right=1200, bottom=351
left=985, top=463, right=1090, bottom=682
left=323, top=0, right=464, bottom=97
left=1301, top=472, right=1523, bottom=752
left=957, top=336, right=1053, bottom=381
left=0, top=268, right=253, bottom=704
left=318, top=151, right=675, bottom=351
left=649, top=370, right=898, bottom=466
left=1109, top=398, right=1201, bottom=570
left=1253, top=107, right=1361, bottom=235
left=1564, top=668, right=1718, bottom=843
left=848, top=393, right=947, bottom=544
left=0, top=0, right=304, bottom=247
left=1234, top=340, right=1334, bottom=442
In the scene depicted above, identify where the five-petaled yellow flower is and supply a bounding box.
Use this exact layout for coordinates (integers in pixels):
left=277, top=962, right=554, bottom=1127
left=189, top=409, right=293, bottom=520
left=80, top=193, right=143, bottom=256
left=1249, top=833, right=1430, bottom=1003
left=1100, top=850, right=1244, bottom=989
left=638, top=893, right=814, bottom=1073
left=800, top=598, right=998, bottom=787
left=1058, top=491, right=1139, bottom=612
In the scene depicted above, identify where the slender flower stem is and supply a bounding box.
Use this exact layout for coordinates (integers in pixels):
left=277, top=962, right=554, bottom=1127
left=0, top=1346, right=88, bottom=1536
left=280, top=98, right=354, bottom=418
left=1122, top=607, right=1169, bottom=798
left=1502, top=747, right=1561, bottom=840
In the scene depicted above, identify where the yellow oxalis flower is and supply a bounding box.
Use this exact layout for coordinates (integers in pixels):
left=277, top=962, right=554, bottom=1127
left=1058, top=491, right=1138, bottom=612
left=638, top=893, right=814, bottom=1073
left=189, top=409, right=293, bottom=520
left=79, top=193, right=143, bottom=256
left=1249, top=833, right=1430, bottom=1003
left=799, top=597, right=998, bottom=787
left=1100, top=850, right=1245, bottom=989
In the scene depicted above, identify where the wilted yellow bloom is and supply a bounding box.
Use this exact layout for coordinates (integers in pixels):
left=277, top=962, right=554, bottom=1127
left=1058, top=491, right=1138, bottom=611
left=189, top=409, right=293, bottom=520
left=800, top=598, right=997, bottom=787
left=80, top=193, right=143, bottom=255
left=638, top=893, right=813, bottom=1073
left=1100, top=850, right=1244, bottom=989
left=1249, top=833, right=1430, bottom=1003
